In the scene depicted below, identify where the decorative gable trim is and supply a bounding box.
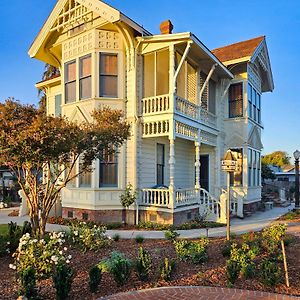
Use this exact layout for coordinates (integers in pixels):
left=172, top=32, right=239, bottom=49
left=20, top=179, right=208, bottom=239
left=226, top=132, right=246, bottom=148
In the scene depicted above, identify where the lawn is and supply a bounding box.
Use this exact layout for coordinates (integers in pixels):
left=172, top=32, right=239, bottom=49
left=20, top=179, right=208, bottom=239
left=0, top=224, right=8, bottom=236
left=1, top=234, right=300, bottom=299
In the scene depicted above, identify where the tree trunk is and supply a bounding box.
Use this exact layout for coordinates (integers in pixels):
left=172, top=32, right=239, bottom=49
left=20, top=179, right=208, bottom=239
left=122, top=208, right=126, bottom=225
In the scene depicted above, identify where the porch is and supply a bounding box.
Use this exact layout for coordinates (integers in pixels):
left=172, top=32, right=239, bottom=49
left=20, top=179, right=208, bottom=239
left=138, top=136, right=223, bottom=222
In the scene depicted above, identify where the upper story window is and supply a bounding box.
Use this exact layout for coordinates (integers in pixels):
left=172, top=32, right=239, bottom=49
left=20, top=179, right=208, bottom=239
left=229, top=83, right=243, bottom=118
left=79, top=55, right=92, bottom=100
left=65, top=60, right=76, bottom=104
left=54, top=94, right=62, bottom=117
left=100, top=53, right=118, bottom=98
left=248, top=83, right=261, bottom=123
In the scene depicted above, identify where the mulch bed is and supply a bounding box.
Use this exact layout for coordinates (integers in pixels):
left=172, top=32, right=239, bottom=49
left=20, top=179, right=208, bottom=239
left=1, top=236, right=300, bottom=300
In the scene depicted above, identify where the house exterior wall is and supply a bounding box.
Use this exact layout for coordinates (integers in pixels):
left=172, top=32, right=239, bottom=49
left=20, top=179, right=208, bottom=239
left=32, top=0, right=273, bottom=224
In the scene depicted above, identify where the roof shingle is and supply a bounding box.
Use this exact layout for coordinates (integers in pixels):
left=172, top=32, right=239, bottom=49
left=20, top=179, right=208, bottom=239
left=212, top=36, right=265, bottom=63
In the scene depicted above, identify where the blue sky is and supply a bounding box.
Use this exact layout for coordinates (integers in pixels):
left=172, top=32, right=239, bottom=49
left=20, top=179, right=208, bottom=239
left=0, top=0, right=299, bottom=159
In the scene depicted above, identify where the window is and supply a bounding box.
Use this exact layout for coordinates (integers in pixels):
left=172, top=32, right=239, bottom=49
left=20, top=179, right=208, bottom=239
left=65, top=60, right=76, bottom=103
left=229, top=83, right=243, bottom=118
left=66, top=163, right=77, bottom=188
left=247, top=83, right=262, bottom=124
left=55, top=94, right=62, bottom=117
left=156, top=144, right=165, bottom=185
left=248, top=149, right=252, bottom=186
left=257, top=152, right=261, bottom=186
left=100, top=53, right=118, bottom=98
left=99, top=151, right=118, bottom=187
left=253, top=151, right=257, bottom=186
left=248, top=84, right=252, bottom=119
left=79, top=55, right=91, bottom=100
left=208, top=79, right=216, bottom=114
left=79, top=156, right=91, bottom=188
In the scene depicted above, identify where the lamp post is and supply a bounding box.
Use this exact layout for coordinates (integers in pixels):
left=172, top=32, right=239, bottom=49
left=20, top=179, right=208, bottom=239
left=221, top=150, right=237, bottom=240
left=294, top=150, right=300, bottom=209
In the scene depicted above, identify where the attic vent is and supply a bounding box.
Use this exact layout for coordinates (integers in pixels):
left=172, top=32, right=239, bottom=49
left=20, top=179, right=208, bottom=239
left=160, top=20, right=173, bottom=34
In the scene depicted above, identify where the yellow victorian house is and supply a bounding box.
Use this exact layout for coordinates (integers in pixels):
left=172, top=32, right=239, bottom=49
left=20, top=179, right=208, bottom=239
left=30, top=0, right=274, bottom=225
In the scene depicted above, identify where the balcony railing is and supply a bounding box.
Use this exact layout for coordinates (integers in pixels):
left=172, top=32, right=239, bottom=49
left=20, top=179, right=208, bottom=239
left=142, top=94, right=217, bottom=128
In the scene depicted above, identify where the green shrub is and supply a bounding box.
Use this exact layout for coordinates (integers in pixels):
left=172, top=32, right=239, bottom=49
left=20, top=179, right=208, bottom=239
left=226, top=259, right=240, bottom=284
left=112, top=234, right=120, bottom=242
left=100, top=252, right=132, bottom=286
left=221, top=241, right=232, bottom=258
left=283, top=235, right=296, bottom=247
left=19, top=266, right=38, bottom=299
left=160, top=258, right=175, bottom=281
left=67, top=222, right=111, bottom=252
left=52, top=262, right=74, bottom=300
left=260, top=257, right=281, bottom=286
left=164, top=229, right=180, bottom=242
left=261, top=224, right=287, bottom=253
left=135, top=247, right=152, bottom=281
left=174, top=239, right=209, bottom=264
left=226, top=243, right=257, bottom=283
left=12, top=232, right=71, bottom=280
left=0, top=235, right=10, bottom=257
left=89, top=265, right=102, bottom=293
left=22, top=221, right=32, bottom=236
left=135, top=235, right=144, bottom=244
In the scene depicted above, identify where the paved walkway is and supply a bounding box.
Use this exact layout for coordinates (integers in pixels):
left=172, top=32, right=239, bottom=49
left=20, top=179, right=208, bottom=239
left=100, top=286, right=299, bottom=300
left=0, top=205, right=295, bottom=239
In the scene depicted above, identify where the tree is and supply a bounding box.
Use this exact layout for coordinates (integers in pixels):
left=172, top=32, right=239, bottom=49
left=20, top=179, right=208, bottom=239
left=120, top=184, right=137, bottom=225
left=262, top=151, right=291, bottom=168
left=38, top=64, right=61, bottom=113
left=261, top=161, right=276, bottom=182
left=0, top=99, right=130, bottom=236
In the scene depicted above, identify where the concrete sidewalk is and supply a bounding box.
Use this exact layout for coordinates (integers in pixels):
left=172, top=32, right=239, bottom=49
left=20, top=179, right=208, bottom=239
left=0, top=205, right=294, bottom=239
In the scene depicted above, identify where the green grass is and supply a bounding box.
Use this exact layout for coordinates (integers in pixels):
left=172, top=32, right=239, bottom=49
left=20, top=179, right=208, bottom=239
left=0, top=224, right=9, bottom=236
left=280, top=209, right=300, bottom=221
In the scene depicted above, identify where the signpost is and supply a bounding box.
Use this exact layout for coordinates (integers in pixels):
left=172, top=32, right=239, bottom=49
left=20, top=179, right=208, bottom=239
left=221, top=150, right=237, bottom=241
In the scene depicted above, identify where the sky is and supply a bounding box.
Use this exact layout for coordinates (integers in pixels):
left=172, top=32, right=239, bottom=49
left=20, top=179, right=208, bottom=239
left=0, top=0, right=299, bottom=159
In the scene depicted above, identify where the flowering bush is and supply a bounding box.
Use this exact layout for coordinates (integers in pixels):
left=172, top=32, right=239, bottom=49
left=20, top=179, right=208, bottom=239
left=11, top=232, right=72, bottom=279
left=67, top=222, right=111, bottom=252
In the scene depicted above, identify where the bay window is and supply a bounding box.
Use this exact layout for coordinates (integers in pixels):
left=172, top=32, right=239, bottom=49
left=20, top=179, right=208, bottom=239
left=79, top=156, right=91, bottom=188
left=100, top=53, right=118, bottom=98
left=65, top=60, right=76, bottom=103
left=79, top=55, right=92, bottom=100
left=100, top=151, right=118, bottom=187
left=247, top=83, right=262, bottom=123
left=229, top=83, right=243, bottom=118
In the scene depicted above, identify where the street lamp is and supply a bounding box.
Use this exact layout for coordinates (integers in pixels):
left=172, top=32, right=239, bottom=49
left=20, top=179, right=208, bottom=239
left=221, top=150, right=237, bottom=240
left=293, top=150, right=300, bottom=209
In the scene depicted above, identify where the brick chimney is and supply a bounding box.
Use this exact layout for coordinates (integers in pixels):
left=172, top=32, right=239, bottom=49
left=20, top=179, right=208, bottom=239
left=160, top=20, right=173, bottom=34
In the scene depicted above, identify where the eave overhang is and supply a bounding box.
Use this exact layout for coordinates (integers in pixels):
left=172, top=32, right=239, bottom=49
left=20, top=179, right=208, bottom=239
left=137, top=32, right=234, bottom=79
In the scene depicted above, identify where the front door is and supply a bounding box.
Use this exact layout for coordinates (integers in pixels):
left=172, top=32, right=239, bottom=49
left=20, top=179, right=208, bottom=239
left=200, top=155, right=209, bottom=191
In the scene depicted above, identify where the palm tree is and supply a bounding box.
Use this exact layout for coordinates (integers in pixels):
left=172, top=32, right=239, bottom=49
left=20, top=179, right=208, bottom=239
left=38, top=64, right=60, bottom=113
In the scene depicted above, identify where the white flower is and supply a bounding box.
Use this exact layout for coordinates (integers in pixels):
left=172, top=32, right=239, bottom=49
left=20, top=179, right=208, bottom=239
left=64, top=247, right=68, bottom=251
left=66, top=259, right=70, bottom=264
left=51, top=255, right=58, bottom=262
left=6, top=241, right=10, bottom=245
left=9, top=264, right=16, bottom=270
left=59, top=251, right=63, bottom=255
left=74, top=231, right=78, bottom=236
left=68, top=255, right=72, bottom=260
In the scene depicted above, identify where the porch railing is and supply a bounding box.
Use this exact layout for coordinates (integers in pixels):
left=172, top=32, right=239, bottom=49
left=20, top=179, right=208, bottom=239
left=141, top=188, right=170, bottom=207
left=176, top=188, right=199, bottom=206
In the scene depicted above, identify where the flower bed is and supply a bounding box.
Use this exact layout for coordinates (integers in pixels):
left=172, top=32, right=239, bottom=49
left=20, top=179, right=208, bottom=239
left=1, top=232, right=300, bottom=299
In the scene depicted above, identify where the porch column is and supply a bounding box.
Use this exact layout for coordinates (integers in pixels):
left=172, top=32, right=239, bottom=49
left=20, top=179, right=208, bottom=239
left=195, top=141, right=201, bottom=190
left=168, top=137, right=176, bottom=209
left=169, top=43, right=176, bottom=113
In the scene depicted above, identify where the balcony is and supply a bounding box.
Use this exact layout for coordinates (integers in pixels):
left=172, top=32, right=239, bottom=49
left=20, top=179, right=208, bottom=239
left=142, top=94, right=216, bottom=126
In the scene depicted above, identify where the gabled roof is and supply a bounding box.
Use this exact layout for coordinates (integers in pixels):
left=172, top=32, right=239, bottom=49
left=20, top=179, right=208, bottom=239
left=29, top=0, right=151, bottom=63
left=211, top=36, right=265, bottom=63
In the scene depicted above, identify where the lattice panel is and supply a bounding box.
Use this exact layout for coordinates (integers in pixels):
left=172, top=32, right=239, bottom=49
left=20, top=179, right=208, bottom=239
left=51, top=0, right=94, bottom=32
left=63, top=30, right=95, bottom=60
left=200, top=72, right=208, bottom=110
left=96, top=30, right=122, bottom=50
